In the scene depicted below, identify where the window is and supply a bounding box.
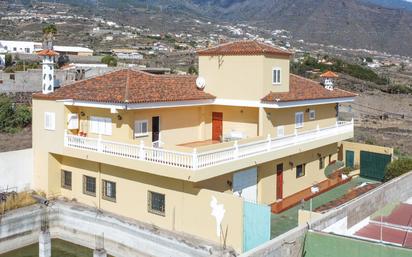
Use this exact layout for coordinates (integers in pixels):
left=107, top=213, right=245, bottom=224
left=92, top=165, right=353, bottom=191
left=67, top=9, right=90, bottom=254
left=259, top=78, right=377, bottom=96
left=83, top=176, right=96, bottom=196
left=61, top=170, right=72, bottom=190
left=277, top=126, right=285, bottom=137
left=295, top=112, right=304, bottom=128
left=9, top=74, right=15, bottom=80
left=89, top=116, right=112, bottom=135
left=148, top=191, right=165, bottom=216
left=44, top=112, right=56, bottom=130
left=25, top=48, right=30, bottom=53
left=309, top=110, right=316, bottom=120
left=134, top=120, right=148, bottom=137
left=296, top=164, right=306, bottom=178
left=272, top=68, right=281, bottom=84
left=319, top=157, right=325, bottom=169
left=67, top=113, right=79, bottom=130
left=13, top=47, right=17, bottom=51
left=102, top=180, right=116, bottom=202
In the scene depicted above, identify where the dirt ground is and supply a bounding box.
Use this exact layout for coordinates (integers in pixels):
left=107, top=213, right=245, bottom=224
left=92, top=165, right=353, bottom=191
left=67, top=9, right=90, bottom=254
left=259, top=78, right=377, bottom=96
left=0, top=127, right=32, bottom=152
left=341, top=90, right=412, bottom=156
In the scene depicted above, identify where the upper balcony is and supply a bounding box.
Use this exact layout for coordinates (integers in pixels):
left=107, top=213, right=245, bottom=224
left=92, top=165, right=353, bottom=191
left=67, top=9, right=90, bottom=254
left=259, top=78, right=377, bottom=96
left=64, top=120, right=353, bottom=173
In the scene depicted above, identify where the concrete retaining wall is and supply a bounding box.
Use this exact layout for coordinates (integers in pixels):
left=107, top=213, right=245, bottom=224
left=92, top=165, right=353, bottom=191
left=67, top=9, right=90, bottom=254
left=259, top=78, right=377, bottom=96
left=240, top=171, right=412, bottom=257
left=0, top=201, right=231, bottom=257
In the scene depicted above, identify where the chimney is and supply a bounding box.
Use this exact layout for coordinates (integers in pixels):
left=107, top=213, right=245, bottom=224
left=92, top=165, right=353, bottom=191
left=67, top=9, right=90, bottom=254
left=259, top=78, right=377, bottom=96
left=320, top=71, right=339, bottom=91
left=38, top=49, right=58, bottom=94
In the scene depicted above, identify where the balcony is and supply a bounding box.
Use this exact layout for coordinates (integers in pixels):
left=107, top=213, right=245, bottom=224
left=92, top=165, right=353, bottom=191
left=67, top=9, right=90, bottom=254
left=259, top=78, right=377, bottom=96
left=64, top=120, right=353, bottom=171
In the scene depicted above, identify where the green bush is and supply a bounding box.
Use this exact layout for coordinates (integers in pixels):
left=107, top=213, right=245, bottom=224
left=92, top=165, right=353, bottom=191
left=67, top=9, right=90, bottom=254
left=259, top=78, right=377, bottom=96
left=101, top=55, right=118, bottom=67
left=0, top=95, right=32, bottom=133
left=384, top=158, right=412, bottom=182
left=5, top=53, right=12, bottom=67
left=386, top=84, right=412, bottom=94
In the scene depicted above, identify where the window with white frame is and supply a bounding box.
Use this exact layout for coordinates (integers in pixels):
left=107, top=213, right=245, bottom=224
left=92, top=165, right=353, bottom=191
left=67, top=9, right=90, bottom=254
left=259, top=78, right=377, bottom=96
left=134, top=120, right=148, bottom=137
left=309, top=110, right=316, bottom=120
left=295, top=112, right=304, bottom=128
left=44, top=112, right=56, bottom=130
left=272, top=68, right=281, bottom=84
left=89, top=116, right=112, bottom=135
left=67, top=113, right=79, bottom=130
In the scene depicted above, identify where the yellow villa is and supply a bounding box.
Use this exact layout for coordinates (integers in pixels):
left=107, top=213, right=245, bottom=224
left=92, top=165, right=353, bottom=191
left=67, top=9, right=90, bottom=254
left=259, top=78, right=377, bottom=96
left=32, top=41, right=356, bottom=253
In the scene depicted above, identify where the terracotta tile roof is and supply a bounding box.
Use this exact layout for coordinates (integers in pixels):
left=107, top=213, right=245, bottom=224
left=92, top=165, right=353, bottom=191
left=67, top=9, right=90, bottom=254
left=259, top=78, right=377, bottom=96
left=197, top=40, right=292, bottom=57
left=37, top=49, right=59, bottom=56
left=33, top=69, right=216, bottom=104
left=261, top=74, right=357, bottom=103
left=320, top=71, right=339, bottom=78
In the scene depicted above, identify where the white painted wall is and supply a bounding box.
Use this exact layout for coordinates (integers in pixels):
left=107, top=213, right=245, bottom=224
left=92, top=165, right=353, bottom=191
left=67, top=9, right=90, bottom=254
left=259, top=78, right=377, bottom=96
left=0, top=148, right=33, bottom=191
left=0, top=40, right=42, bottom=54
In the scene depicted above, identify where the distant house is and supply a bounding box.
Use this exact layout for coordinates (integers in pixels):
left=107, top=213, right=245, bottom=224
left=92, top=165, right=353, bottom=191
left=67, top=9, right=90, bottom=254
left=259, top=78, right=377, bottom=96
left=53, top=46, right=94, bottom=56
left=112, top=48, right=143, bottom=60
left=0, top=40, right=93, bottom=56
left=0, top=40, right=42, bottom=54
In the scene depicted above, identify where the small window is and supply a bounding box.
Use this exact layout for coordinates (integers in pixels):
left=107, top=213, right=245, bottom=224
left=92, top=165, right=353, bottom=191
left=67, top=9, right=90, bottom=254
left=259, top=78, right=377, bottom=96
left=277, top=126, right=285, bottom=137
left=61, top=170, right=72, bottom=190
left=148, top=191, right=165, bottom=216
left=319, top=157, right=325, bottom=169
left=13, top=47, right=17, bottom=51
left=10, top=74, right=15, bottom=80
left=83, top=176, right=96, bottom=196
left=295, top=112, right=304, bottom=128
left=134, top=120, right=148, bottom=137
left=102, top=180, right=116, bottom=202
left=309, top=110, right=316, bottom=120
left=296, top=164, right=305, bottom=178
left=272, top=68, right=281, bottom=84
left=44, top=112, right=56, bottom=130
left=25, top=48, right=30, bottom=53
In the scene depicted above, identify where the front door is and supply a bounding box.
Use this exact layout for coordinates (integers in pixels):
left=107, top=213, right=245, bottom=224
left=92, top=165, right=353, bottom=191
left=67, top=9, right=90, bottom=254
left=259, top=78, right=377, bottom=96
left=276, top=163, right=283, bottom=200
left=212, top=112, right=223, bottom=141
left=152, top=116, right=160, bottom=142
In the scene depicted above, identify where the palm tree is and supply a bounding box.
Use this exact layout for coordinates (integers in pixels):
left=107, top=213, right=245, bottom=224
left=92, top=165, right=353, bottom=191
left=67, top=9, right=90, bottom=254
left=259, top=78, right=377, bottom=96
left=42, top=24, right=57, bottom=50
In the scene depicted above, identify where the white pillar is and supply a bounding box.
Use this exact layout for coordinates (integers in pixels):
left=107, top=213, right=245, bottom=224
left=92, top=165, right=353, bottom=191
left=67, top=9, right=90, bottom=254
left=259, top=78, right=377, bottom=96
left=93, top=249, right=107, bottom=257
left=39, top=231, right=51, bottom=257
left=42, top=55, right=55, bottom=94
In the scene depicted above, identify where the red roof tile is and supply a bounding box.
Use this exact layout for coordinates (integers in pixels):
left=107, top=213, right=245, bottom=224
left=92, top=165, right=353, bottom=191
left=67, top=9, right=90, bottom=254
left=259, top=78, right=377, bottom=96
left=37, top=49, right=59, bottom=57
left=197, top=40, right=292, bottom=57
left=261, top=74, right=357, bottom=103
left=33, top=69, right=215, bottom=104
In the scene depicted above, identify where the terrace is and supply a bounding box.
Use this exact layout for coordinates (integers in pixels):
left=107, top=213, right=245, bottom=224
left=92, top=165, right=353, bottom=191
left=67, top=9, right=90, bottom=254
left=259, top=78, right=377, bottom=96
left=64, top=120, right=353, bottom=171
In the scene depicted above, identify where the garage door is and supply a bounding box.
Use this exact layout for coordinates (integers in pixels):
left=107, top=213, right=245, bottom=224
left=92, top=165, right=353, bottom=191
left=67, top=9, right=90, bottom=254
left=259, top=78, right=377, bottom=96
left=233, top=167, right=257, bottom=203
left=360, top=151, right=391, bottom=181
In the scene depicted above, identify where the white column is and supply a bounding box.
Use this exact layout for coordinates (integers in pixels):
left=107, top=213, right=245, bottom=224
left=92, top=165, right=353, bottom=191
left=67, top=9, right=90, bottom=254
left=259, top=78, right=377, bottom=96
left=39, top=231, right=51, bottom=257
left=42, top=55, right=55, bottom=94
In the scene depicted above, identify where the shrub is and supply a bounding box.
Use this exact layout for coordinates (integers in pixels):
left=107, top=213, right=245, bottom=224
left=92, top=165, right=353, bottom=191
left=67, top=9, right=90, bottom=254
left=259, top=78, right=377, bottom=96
left=187, top=65, right=198, bottom=75
left=5, top=53, right=12, bottom=67
left=0, top=95, right=32, bottom=133
left=101, top=55, right=117, bottom=67
left=386, top=84, right=412, bottom=94
left=384, top=158, right=412, bottom=182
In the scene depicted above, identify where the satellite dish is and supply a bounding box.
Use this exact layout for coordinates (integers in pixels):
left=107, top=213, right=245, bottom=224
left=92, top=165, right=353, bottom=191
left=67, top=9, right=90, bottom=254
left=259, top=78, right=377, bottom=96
left=196, top=77, right=206, bottom=89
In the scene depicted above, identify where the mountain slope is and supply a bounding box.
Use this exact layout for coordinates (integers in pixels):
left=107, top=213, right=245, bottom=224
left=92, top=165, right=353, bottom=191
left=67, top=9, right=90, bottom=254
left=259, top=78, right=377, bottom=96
left=17, top=0, right=412, bottom=56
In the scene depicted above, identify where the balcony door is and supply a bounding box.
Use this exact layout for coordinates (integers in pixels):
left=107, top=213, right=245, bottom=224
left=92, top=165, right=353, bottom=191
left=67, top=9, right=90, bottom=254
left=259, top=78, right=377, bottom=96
left=152, top=116, right=160, bottom=142
left=212, top=112, right=223, bottom=141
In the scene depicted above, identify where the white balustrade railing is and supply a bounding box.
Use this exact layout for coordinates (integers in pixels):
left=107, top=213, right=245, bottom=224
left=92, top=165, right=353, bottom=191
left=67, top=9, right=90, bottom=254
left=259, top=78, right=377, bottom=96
left=64, top=120, right=354, bottom=170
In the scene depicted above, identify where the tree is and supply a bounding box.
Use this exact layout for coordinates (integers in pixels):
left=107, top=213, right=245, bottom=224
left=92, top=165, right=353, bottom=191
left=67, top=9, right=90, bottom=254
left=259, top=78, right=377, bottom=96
left=5, top=53, right=12, bottom=67
left=187, top=65, right=198, bottom=75
left=0, top=95, right=31, bottom=133
left=101, top=55, right=118, bottom=67
left=42, top=23, right=57, bottom=49
left=384, top=158, right=412, bottom=182
left=57, top=55, right=70, bottom=68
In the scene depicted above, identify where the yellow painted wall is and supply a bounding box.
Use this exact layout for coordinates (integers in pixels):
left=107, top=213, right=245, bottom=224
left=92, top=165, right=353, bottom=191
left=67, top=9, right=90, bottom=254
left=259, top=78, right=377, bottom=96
left=340, top=141, right=393, bottom=167
left=262, top=104, right=338, bottom=137
left=199, top=55, right=291, bottom=101
left=57, top=156, right=243, bottom=252
left=257, top=143, right=339, bottom=205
